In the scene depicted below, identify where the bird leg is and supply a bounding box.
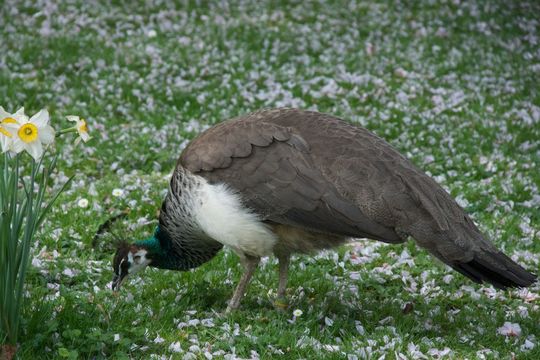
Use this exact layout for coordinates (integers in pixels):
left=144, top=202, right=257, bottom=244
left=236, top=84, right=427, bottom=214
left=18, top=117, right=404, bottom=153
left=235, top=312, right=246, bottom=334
left=226, top=255, right=260, bottom=313
left=274, top=254, right=290, bottom=309
left=277, top=254, right=290, bottom=298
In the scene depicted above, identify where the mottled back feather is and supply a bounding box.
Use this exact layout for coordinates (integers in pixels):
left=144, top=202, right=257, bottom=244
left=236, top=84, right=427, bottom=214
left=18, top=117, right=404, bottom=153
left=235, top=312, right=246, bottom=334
left=178, top=108, right=536, bottom=288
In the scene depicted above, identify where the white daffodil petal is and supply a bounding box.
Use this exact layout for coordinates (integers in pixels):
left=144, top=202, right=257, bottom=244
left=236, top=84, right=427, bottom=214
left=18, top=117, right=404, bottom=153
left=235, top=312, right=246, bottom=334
left=13, top=108, right=29, bottom=123
left=0, top=106, right=11, bottom=120
left=66, top=115, right=80, bottom=122
left=80, top=131, right=91, bottom=142
left=30, top=109, right=49, bottom=127
left=26, top=140, right=43, bottom=161
left=2, top=122, right=19, bottom=131
left=39, top=125, right=56, bottom=144
left=0, top=135, right=11, bottom=153
left=0, top=125, right=13, bottom=138
left=10, top=138, right=25, bottom=154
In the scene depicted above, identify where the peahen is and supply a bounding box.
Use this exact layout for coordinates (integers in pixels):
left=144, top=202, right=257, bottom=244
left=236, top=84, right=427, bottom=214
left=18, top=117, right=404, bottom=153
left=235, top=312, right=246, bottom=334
left=112, top=108, right=536, bottom=312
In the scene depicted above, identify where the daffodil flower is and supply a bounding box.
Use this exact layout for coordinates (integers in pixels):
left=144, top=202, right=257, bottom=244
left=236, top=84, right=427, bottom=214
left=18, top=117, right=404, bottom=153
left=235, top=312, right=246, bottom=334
left=0, top=107, right=28, bottom=153
left=0, top=107, right=14, bottom=152
left=65, top=115, right=91, bottom=144
left=1, top=106, right=28, bottom=124
left=3, top=109, right=55, bottom=160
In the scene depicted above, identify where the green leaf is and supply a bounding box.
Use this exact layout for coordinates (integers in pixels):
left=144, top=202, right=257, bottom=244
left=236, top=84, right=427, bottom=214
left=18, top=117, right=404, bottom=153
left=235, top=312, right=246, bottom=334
left=68, top=349, right=79, bottom=360
left=58, top=347, right=70, bottom=358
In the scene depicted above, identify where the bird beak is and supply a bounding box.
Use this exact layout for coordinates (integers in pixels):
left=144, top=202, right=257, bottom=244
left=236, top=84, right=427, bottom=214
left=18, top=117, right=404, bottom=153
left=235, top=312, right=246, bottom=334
left=112, top=273, right=126, bottom=291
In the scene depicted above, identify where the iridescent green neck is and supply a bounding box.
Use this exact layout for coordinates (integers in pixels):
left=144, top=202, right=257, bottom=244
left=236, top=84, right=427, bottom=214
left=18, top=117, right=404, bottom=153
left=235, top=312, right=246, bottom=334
left=134, top=227, right=190, bottom=270
left=135, top=236, right=165, bottom=256
left=134, top=226, right=222, bottom=271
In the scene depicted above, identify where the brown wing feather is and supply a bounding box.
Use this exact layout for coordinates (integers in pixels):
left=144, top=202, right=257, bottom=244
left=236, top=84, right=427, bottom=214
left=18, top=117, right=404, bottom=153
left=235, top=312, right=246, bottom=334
left=179, top=110, right=402, bottom=243
left=179, top=108, right=536, bottom=288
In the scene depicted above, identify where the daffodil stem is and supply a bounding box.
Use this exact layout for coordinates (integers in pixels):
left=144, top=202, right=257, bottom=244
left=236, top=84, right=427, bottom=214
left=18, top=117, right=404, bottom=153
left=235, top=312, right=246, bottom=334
left=56, top=127, right=77, bottom=137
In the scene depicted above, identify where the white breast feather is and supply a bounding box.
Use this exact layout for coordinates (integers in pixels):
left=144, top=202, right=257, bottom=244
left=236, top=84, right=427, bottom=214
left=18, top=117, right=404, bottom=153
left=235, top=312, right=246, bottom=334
left=193, top=180, right=277, bottom=257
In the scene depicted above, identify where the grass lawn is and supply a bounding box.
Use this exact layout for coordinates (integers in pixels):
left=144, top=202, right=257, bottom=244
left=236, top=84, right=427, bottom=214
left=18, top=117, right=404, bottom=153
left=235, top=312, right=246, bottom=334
left=1, top=0, right=539, bottom=358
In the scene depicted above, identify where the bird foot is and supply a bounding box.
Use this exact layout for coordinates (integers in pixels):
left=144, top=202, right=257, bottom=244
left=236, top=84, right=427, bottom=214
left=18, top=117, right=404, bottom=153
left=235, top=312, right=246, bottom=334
left=218, top=305, right=236, bottom=317
left=225, top=298, right=242, bottom=314
left=273, top=296, right=289, bottom=311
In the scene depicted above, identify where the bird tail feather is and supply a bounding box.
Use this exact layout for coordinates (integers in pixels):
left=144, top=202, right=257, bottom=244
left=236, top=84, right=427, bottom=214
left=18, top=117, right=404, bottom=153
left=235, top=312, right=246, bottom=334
left=450, top=251, right=536, bottom=289
left=414, top=228, right=537, bottom=289
left=397, top=170, right=536, bottom=289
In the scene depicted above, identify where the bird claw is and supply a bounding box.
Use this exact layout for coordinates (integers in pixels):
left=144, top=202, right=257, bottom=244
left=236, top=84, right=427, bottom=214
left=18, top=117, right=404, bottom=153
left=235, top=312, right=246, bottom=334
left=273, top=297, right=289, bottom=311
left=225, top=300, right=240, bottom=314
left=216, top=309, right=230, bottom=318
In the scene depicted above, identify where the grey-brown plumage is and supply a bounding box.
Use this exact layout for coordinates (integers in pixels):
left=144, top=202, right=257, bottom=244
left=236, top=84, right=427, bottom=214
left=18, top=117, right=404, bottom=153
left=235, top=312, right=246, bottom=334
left=113, top=108, right=535, bottom=311
left=179, top=108, right=536, bottom=291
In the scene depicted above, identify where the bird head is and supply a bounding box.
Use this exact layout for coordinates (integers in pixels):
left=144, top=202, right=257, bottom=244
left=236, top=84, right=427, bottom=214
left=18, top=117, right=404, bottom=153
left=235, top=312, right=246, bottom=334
left=112, top=242, right=151, bottom=291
